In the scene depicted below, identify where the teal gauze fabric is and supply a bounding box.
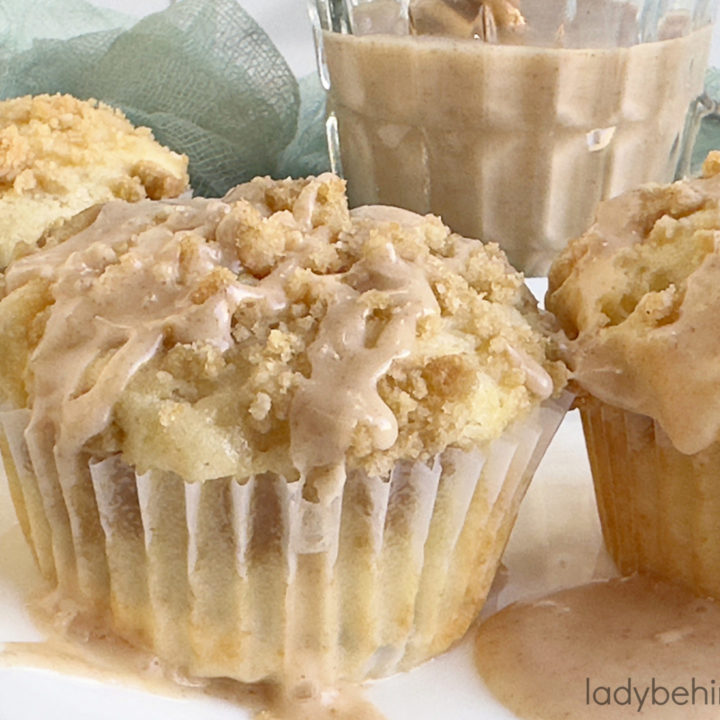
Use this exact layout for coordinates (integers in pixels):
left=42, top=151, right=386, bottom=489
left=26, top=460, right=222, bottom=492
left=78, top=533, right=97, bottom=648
left=0, top=0, right=330, bottom=196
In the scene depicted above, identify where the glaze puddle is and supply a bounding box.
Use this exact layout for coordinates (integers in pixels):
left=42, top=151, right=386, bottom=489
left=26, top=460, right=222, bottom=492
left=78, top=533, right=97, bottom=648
left=476, top=574, right=720, bottom=719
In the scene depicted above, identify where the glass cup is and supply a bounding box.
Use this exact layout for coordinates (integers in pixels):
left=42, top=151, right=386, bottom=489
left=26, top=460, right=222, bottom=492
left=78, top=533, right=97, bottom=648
left=309, top=0, right=719, bottom=274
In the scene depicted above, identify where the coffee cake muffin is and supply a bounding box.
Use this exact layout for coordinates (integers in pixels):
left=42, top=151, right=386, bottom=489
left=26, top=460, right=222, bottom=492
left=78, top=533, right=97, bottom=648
left=547, top=152, right=720, bottom=598
left=0, top=93, right=189, bottom=268
left=0, top=173, right=568, bottom=685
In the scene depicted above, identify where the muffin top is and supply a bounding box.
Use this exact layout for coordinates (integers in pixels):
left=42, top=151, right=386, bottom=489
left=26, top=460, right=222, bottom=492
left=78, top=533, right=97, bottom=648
left=409, top=0, right=525, bottom=41
left=0, top=173, right=566, bottom=484
left=0, top=93, right=189, bottom=269
left=547, top=153, right=720, bottom=455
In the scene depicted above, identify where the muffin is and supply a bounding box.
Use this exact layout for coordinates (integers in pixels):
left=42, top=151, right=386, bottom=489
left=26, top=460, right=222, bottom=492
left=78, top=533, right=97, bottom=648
left=0, top=173, right=569, bottom=685
left=0, top=93, right=189, bottom=268
left=547, top=152, right=720, bottom=599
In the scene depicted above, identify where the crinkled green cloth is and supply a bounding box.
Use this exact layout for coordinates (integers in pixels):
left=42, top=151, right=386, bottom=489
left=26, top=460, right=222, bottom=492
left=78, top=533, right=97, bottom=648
left=0, top=0, right=330, bottom=196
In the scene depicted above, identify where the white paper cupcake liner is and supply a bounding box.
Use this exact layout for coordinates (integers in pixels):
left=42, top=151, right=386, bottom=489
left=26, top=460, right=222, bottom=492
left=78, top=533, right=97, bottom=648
left=1, top=392, right=571, bottom=683
left=581, top=397, right=720, bottom=600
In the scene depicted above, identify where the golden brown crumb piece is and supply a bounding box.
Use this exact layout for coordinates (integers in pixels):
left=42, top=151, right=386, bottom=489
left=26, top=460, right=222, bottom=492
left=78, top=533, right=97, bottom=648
left=702, top=150, right=720, bottom=178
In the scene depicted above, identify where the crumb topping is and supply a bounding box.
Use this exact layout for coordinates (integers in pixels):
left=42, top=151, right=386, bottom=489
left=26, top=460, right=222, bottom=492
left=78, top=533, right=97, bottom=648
left=409, top=0, right=525, bottom=41
left=0, top=93, right=189, bottom=268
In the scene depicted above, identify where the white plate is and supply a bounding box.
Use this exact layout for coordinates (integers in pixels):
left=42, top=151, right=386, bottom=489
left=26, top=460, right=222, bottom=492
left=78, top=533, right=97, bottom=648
left=0, top=279, right=611, bottom=719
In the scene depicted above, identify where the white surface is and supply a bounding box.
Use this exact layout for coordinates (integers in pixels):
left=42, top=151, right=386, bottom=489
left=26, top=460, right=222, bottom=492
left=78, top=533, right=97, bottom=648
left=0, top=280, right=608, bottom=719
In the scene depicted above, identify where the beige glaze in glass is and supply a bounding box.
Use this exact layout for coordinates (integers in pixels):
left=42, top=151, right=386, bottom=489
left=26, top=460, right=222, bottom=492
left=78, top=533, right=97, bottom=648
left=323, top=26, right=710, bottom=274
left=314, top=0, right=716, bottom=274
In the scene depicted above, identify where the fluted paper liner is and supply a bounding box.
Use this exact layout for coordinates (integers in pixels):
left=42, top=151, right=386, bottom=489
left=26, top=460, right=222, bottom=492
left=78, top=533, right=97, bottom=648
left=581, top=397, right=720, bottom=600
left=1, top=393, right=571, bottom=683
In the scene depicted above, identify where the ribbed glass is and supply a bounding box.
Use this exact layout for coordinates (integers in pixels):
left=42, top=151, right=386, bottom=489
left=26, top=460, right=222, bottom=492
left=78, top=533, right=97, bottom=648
left=311, top=0, right=719, bottom=275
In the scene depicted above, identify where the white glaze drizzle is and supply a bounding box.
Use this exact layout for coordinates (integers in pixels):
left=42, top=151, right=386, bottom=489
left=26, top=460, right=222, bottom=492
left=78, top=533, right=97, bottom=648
left=289, top=242, right=440, bottom=476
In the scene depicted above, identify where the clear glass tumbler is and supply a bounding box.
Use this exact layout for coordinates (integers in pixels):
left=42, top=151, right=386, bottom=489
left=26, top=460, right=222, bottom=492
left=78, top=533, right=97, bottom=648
left=310, top=0, right=719, bottom=274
